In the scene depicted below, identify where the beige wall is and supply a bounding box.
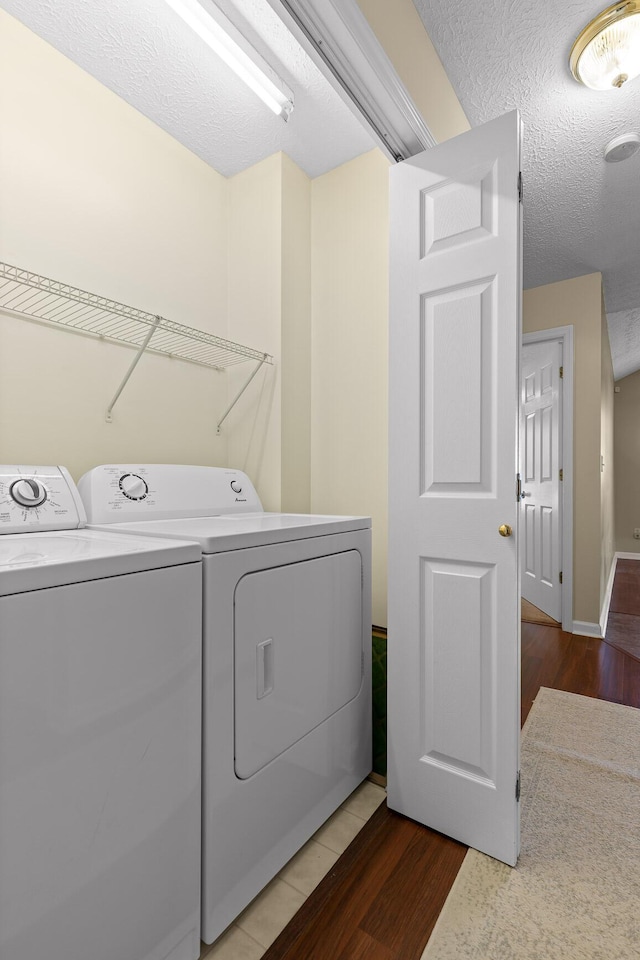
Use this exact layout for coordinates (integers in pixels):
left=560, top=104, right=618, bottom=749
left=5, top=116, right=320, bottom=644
left=0, top=10, right=229, bottom=480
left=0, top=3, right=471, bottom=629
left=227, top=155, right=283, bottom=510
left=310, top=149, right=390, bottom=626
left=523, top=273, right=609, bottom=625
left=308, top=0, right=472, bottom=626
left=614, top=369, right=640, bottom=553
left=356, top=0, right=470, bottom=143
left=226, top=153, right=311, bottom=513
left=281, top=155, right=312, bottom=514
left=600, top=296, right=615, bottom=603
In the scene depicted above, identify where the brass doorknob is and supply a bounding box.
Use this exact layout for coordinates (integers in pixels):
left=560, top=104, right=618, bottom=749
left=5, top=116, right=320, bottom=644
left=498, top=524, right=513, bottom=537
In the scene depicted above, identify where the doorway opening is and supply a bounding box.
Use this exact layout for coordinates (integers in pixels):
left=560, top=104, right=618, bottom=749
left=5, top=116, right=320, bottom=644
left=521, top=326, right=574, bottom=632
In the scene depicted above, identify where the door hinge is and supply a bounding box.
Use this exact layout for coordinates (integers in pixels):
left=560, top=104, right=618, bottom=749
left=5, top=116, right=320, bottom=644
left=559, top=571, right=563, bottom=584
left=559, top=468, right=563, bottom=481
left=516, top=770, right=521, bottom=801
left=518, top=172, right=523, bottom=204
left=516, top=473, right=522, bottom=502
left=559, top=365, right=564, bottom=379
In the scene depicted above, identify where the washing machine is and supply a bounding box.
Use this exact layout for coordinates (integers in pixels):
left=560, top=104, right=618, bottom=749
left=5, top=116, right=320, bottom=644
left=0, top=465, right=202, bottom=960
left=78, top=463, right=372, bottom=944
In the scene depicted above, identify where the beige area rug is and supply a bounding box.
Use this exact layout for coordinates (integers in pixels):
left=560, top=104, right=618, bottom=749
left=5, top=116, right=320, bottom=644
left=422, top=688, right=640, bottom=959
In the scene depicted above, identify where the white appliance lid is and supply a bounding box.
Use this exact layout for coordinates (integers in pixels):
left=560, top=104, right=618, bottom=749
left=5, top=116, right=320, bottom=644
left=88, top=512, right=371, bottom=554
left=0, top=529, right=200, bottom=596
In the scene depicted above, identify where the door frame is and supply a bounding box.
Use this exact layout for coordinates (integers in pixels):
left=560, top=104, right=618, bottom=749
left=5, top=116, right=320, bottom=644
left=522, top=326, right=574, bottom=633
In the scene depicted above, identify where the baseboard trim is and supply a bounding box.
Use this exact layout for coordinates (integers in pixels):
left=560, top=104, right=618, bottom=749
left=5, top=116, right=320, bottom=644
left=572, top=620, right=602, bottom=639
left=615, top=551, right=640, bottom=560
left=599, top=555, right=618, bottom=638
left=367, top=771, right=387, bottom=788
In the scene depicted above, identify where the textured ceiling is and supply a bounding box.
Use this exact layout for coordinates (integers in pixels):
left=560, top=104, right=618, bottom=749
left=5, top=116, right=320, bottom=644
left=0, top=0, right=374, bottom=179
left=413, top=0, right=640, bottom=379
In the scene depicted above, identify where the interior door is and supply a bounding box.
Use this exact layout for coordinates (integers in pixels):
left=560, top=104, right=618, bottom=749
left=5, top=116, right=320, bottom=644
left=520, top=338, right=563, bottom=621
left=387, top=110, right=522, bottom=866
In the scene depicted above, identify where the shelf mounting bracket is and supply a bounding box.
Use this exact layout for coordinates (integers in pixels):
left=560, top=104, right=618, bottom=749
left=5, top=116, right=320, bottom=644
left=216, top=355, right=269, bottom=434
left=105, top=316, right=161, bottom=422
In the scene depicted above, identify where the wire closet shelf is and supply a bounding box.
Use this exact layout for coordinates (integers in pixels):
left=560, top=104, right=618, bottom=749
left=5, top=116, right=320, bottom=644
left=0, top=261, right=273, bottom=425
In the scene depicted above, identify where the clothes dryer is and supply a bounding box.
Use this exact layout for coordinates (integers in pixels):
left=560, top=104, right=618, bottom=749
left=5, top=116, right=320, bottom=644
left=79, top=464, right=372, bottom=944
left=0, top=465, right=202, bottom=960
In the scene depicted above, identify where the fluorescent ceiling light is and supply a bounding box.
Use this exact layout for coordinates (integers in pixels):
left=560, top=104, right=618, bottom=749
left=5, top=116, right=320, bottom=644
left=570, top=1, right=640, bottom=90
left=165, top=0, right=294, bottom=119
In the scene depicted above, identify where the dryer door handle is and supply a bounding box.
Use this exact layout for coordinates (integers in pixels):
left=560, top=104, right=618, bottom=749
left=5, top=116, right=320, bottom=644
left=256, top=638, right=274, bottom=699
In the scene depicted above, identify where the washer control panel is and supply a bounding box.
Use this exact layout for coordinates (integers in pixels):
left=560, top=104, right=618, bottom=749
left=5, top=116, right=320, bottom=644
left=0, top=466, right=86, bottom=534
left=78, top=464, right=263, bottom=524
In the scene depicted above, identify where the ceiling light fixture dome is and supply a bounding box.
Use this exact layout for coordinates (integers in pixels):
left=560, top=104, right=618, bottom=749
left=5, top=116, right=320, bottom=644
left=570, top=1, right=640, bottom=90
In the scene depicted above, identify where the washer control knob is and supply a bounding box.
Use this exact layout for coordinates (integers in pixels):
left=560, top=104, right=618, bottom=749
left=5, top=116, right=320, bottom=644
left=119, top=473, right=148, bottom=500
left=230, top=480, right=243, bottom=494
left=10, top=477, right=47, bottom=507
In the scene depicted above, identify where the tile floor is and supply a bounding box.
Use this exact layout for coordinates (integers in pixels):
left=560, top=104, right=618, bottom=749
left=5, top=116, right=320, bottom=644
left=199, top=779, right=386, bottom=959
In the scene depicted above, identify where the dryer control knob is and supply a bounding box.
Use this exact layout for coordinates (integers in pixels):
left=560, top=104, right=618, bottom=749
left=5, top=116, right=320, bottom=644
left=10, top=477, right=47, bottom=507
left=230, top=480, right=243, bottom=494
left=119, top=473, right=148, bottom=500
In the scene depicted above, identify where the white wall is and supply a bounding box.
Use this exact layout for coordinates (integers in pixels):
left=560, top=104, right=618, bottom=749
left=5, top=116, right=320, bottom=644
left=0, top=9, right=229, bottom=480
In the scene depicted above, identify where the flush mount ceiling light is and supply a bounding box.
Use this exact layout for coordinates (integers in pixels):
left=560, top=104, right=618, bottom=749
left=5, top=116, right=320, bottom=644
left=164, top=0, right=294, bottom=119
left=570, top=1, right=640, bottom=89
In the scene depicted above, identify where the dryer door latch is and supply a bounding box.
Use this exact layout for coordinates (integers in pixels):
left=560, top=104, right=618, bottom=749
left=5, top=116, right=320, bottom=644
left=256, top=638, right=274, bottom=699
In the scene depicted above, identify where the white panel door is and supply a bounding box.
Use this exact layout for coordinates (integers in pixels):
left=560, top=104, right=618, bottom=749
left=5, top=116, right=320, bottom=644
left=388, top=111, right=522, bottom=866
left=520, top=339, right=562, bottom=621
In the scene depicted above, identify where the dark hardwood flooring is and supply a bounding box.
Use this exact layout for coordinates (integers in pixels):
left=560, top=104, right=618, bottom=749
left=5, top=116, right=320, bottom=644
left=263, top=612, right=640, bottom=960
left=609, top=559, right=640, bottom=617
left=605, top=558, right=640, bottom=662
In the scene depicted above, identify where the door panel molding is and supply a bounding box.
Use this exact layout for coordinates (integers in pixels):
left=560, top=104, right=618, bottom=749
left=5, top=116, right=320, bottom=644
left=388, top=110, right=522, bottom=867
left=522, top=326, right=574, bottom=632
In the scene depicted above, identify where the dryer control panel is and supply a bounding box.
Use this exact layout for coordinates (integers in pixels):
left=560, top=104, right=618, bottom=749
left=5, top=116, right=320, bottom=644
left=78, top=464, right=263, bottom=524
left=0, top=465, right=86, bottom=534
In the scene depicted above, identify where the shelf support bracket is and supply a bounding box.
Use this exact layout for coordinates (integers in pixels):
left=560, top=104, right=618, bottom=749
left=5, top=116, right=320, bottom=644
left=216, top=355, right=269, bottom=434
left=105, top=316, right=161, bottom=422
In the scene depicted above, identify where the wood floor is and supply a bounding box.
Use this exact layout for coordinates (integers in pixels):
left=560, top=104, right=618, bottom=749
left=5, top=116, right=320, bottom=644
left=605, top=558, right=640, bottom=663
left=521, top=596, right=560, bottom=626
left=263, top=617, right=640, bottom=960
